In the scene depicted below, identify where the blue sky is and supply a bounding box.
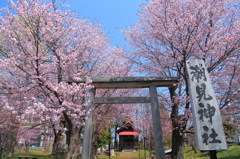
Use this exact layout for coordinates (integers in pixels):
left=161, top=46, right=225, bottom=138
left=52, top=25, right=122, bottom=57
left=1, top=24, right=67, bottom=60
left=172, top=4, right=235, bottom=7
left=0, top=0, right=147, bottom=47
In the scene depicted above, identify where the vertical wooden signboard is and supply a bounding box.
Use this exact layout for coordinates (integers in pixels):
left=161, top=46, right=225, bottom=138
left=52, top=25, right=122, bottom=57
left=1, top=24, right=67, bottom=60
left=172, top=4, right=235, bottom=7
left=186, top=60, right=227, bottom=151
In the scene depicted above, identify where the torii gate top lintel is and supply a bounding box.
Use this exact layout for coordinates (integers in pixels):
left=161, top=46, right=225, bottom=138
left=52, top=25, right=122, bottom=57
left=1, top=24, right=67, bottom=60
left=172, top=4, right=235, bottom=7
left=68, top=77, right=178, bottom=88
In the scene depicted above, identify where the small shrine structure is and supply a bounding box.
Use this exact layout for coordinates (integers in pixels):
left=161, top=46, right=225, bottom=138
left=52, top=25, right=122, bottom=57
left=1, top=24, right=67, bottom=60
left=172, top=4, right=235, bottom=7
left=116, top=121, right=141, bottom=152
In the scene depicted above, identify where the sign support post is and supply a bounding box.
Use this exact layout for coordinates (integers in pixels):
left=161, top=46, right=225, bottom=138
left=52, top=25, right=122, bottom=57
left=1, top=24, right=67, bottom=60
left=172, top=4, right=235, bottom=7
left=209, top=150, right=217, bottom=159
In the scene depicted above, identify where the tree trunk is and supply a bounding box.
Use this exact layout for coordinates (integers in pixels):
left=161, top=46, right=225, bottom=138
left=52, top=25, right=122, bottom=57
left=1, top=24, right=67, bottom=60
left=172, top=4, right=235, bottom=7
left=62, top=111, right=83, bottom=159
left=5, top=148, right=14, bottom=157
left=169, top=86, right=186, bottom=159
left=24, top=143, right=30, bottom=154
left=189, top=134, right=197, bottom=153
left=191, top=143, right=197, bottom=153
left=5, top=128, right=18, bottom=157
left=114, top=125, right=118, bottom=151
left=51, top=127, right=62, bottom=157
left=66, top=126, right=82, bottom=159
left=90, top=131, right=98, bottom=159
left=171, top=128, right=184, bottom=159
left=149, top=132, right=154, bottom=157
left=43, top=127, right=49, bottom=155
left=149, top=140, right=152, bottom=157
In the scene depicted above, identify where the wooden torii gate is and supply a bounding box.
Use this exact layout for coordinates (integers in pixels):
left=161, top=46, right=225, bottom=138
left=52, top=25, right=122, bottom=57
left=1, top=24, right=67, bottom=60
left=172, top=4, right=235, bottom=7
left=69, top=77, right=177, bottom=159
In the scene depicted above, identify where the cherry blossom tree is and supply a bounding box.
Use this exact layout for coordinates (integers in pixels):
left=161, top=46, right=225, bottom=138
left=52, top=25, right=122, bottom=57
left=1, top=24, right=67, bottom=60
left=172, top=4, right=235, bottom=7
left=0, top=104, right=19, bottom=157
left=0, top=0, right=132, bottom=158
left=0, top=91, right=24, bottom=157
left=124, top=0, right=240, bottom=158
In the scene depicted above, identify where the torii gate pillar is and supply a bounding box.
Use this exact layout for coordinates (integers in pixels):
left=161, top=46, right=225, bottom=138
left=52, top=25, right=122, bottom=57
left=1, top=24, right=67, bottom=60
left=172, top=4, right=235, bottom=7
left=81, top=88, right=95, bottom=159
left=149, top=85, right=165, bottom=158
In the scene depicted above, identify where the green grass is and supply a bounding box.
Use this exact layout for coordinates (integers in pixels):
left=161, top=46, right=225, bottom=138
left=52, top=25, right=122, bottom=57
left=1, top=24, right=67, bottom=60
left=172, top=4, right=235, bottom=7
left=184, top=144, right=240, bottom=159
left=3, top=144, right=240, bottom=159
left=3, top=151, right=54, bottom=159
left=97, top=149, right=155, bottom=159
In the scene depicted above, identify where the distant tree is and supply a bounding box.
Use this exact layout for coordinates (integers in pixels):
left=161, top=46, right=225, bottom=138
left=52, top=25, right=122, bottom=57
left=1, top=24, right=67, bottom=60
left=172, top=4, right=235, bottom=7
left=137, top=102, right=172, bottom=155
left=222, top=118, right=238, bottom=142
left=125, top=0, right=240, bottom=158
left=0, top=95, right=21, bottom=157
left=97, top=129, right=111, bottom=153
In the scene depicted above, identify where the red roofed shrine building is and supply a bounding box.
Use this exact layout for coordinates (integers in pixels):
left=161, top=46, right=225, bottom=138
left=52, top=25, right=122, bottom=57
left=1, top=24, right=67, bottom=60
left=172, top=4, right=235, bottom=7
left=116, top=121, right=141, bottom=152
